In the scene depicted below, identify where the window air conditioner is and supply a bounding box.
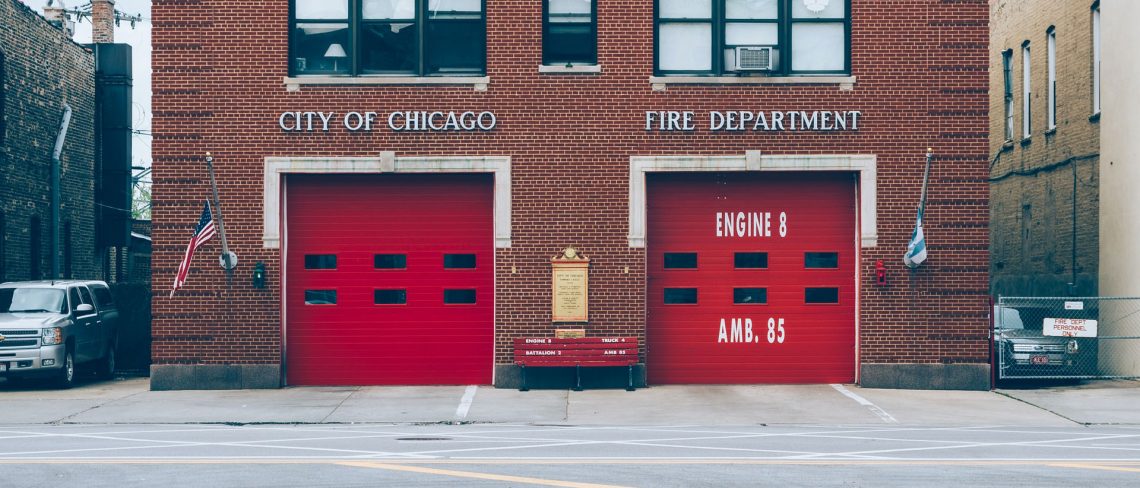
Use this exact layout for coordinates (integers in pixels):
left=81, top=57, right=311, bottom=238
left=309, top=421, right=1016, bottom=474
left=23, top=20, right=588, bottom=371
left=734, top=46, right=775, bottom=71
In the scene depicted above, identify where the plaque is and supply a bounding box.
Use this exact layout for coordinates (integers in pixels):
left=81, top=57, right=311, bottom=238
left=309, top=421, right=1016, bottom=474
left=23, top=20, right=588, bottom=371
left=551, top=247, right=589, bottom=323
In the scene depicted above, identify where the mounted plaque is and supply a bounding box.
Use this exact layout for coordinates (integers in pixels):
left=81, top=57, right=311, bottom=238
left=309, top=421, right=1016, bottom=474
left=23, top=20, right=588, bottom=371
left=551, top=247, right=589, bottom=323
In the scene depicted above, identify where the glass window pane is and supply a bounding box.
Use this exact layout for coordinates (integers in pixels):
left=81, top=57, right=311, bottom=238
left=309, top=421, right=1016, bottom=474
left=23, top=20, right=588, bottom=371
left=444, top=254, right=477, bottom=269
left=791, top=22, right=845, bottom=71
left=805, top=252, right=839, bottom=269
left=364, top=0, right=416, bottom=19
left=805, top=287, right=839, bottom=304
left=293, top=23, right=351, bottom=74
left=374, top=254, right=408, bottom=269
left=304, top=254, right=337, bottom=269
left=429, top=0, right=482, bottom=17
left=660, top=0, right=711, bottom=18
left=792, top=0, right=846, bottom=19
left=426, top=20, right=485, bottom=73
left=295, top=0, right=348, bottom=19
left=444, top=289, right=477, bottom=304
left=374, top=289, right=408, bottom=305
left=545, top=24, right=595, bottom=63
left=659, top=23, right=712, bottom=71
left=305, top=290, right=337, bottom=305
left=734, top=288, right=767, bottom=304
left=734, top=252, right=769, bottom=269
left=726, top=0, right=777, bottom=19
left=550, top=0, right=592, bottom=16
left=725, top=23, right=778, bottom=45
left=664, top=288, right=698, bottom=304
left=361, top=22, right=417, bottom=72
left=663, top=253, right=698, bottom=269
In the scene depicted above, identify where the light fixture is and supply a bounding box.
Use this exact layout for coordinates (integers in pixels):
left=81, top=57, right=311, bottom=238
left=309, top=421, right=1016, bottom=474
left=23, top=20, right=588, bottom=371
left=324, top=43, right=347, bottom=72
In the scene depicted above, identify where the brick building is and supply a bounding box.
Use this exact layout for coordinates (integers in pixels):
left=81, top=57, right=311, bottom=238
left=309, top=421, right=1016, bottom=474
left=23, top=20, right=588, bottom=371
left=989, top=0, right=1102, bottom=299
left=151, top=0, right=991, bottom=390
left=0, top=0, right=99, bottom=283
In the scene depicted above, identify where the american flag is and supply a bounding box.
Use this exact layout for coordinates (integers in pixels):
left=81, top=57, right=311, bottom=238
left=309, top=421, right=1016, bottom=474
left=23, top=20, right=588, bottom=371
left=170, top=201, right=217, bottom=297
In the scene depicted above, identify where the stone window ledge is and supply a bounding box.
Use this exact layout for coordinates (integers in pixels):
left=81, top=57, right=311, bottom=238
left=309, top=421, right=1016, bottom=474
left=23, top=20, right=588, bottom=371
left=539, top=64, right=603, bottom=74
left=284, top=76, right=490, bottom=92
left=650, top=75, right=856, bottom=91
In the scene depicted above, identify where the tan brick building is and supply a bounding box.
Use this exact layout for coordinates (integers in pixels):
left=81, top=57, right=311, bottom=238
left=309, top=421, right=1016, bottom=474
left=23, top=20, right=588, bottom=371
left=990, top=0, right=1102, bottom=298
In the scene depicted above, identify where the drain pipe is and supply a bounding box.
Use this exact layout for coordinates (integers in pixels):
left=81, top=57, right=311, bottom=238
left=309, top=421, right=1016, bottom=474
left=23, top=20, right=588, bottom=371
left=52, top=104, right=73, bottom=280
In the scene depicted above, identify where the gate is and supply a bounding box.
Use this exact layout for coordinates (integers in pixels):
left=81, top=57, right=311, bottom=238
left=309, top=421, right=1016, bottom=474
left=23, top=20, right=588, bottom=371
left=996, top=297, right=1140, bottom=380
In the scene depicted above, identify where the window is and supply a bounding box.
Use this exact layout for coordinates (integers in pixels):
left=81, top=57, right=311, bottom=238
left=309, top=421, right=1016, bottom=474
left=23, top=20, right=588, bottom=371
left=1002, top=49, right=1014, bottom=141
left=91, top=286, right=114, bottom=308
left=443, top=289, right=476, bottom=304
left=733, top=288, right=767, bottom=304
left=68, top=288, right=81, bottom=313
left=664, top=288, right=698, bottom=304
left=805, top=252, right=838, bottom=269
left=1022, top=41, right=1032, bottom=138
left=305, top=290, right=338, bottom=305
left=805, top=287, right=839, bottom=304
left=77, top=286, right=95, bottom=310
left=290, top=0, right=486, bottom=76
left=663, top=253, right=698, bottom=269
left=305, top=254, right=337, bottom=269
left=544, top=0, right=596, bottom=65
left=443, top=254, right=476, bottom=269
left=734, top=252, right=769, bottom=269
left=1047, top=27, right=1056, bottom=130
left=374, top=254, right=407, bottom=269
left=374, top=289, right=408, bottom=304
left=1092, top=3, right=1101, bottom=115
left=29, top=216, right=41, bottom=280
left=655, top=0, right=849, bottom=76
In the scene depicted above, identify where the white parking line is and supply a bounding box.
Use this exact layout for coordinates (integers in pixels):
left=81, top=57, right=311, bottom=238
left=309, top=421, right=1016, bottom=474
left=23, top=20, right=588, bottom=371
left=831, top=384, right=898, bottom=424
left=455, top=385, right=478, bottom=420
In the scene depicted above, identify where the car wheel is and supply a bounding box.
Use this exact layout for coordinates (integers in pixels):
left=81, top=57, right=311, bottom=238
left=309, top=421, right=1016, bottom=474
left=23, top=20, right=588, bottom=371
left=97, top=338, right=117, bottom=380
left=56, top=349, right=75, bottom=389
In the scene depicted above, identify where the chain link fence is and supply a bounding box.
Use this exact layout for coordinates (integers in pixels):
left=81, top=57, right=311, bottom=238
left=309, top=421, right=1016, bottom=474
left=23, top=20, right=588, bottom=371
left=995, top=297, right=1140, bottom=380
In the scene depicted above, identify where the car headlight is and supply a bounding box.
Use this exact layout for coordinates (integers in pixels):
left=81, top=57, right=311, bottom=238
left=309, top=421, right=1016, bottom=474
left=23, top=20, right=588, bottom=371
left=41, top=327, right=62, bottom=346
left=1067, top=340, right=1079, bottom=354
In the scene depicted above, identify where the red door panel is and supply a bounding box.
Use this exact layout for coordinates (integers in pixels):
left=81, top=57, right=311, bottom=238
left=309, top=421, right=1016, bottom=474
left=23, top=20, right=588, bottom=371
left=285, top=174, right=494, bottom=385
left=647, top=172, right=856, bottom=384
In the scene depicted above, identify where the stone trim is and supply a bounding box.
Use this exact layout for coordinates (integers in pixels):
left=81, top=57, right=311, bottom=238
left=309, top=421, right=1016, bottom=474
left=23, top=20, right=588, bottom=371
left=649, top=75, right=856, bottom=91
left=284, top=76, right=490, bottom=92
left=263, top=153, right=511, bottom=249
left=539, top=64, right=603, bottom=74
left=628, top=151, right=878, bottom=248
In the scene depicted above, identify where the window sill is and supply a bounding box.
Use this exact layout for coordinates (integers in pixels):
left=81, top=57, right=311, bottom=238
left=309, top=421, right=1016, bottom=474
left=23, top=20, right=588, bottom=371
left=1090, top=112, right=1101, bottom=123
left=1002, top=140, right=1015, bottom=151
left=649, top=75, right=856, bottom=91
left=1020, top=136, right=1032, bottom=146
left=1045, top=127, right=1057, bottom=136
left=539, top=64, right=602, bottom=74
left=284, top=76, right=490, bottom=92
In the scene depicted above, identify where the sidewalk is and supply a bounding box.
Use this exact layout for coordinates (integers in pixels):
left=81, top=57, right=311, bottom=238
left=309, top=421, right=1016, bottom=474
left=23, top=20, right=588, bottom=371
left=5, top=377, right=1137, bottom=426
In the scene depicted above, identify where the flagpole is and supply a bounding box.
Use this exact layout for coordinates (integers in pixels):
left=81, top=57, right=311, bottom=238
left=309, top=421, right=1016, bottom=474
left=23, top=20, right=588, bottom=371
left=205, top=152, right=235, bottom=300
left=919, top=148, right=933, bottom=217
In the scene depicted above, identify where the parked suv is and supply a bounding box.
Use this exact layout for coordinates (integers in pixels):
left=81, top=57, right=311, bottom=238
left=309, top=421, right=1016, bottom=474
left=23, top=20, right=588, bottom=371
left=994, top=304, right=1099, bottom=379
left=0, top=281, right=119, bottom=388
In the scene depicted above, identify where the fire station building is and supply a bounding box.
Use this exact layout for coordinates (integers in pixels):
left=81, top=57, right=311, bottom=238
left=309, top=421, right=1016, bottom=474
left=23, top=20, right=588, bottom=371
left=150, top=0, right=992, bottom=390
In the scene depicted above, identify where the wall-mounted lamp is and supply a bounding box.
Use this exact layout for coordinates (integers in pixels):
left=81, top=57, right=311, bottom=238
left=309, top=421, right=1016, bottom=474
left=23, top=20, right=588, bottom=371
left=252, top=261, right=267, bottom=289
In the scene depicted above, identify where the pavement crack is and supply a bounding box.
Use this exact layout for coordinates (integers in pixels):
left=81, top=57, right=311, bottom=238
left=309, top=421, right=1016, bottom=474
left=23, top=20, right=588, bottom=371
left=320, top=387, right=361, bottom=423
left=52, top=389, right=147, bottom=425
left=994, top=390, right=1086, bottom=426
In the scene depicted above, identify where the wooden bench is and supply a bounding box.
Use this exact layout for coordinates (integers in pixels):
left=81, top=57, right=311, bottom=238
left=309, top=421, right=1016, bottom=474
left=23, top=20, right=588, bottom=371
left=514, top=337, right=639, bottom=391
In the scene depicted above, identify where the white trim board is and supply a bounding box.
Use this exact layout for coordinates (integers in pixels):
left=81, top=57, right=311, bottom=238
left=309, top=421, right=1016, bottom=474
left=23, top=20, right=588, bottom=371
left=263, top=152, right=512, bottom=249
left=628, top=151, right=877, bottom=248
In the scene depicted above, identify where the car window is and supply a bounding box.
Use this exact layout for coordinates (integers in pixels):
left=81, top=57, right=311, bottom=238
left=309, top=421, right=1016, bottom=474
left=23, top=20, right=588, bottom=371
left=68, top=288, right=81, bottom=312
left=0, top=288, right=67, bottom=314
left=77, top=287, right=95, bottom=310
left=995, top=306, right=1025, bottom=330
left=91, top=285, right=114, bottom=309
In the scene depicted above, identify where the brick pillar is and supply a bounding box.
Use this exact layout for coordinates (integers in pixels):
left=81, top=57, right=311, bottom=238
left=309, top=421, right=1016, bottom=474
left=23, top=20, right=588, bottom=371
left=91, top=0, right=116, bottom=44
left=42, top=5, right=75, bottom=38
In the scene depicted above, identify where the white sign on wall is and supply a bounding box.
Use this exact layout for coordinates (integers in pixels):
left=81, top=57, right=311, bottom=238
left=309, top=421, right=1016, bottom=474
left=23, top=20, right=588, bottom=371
left=1043, top=318, right=1098, bottom=338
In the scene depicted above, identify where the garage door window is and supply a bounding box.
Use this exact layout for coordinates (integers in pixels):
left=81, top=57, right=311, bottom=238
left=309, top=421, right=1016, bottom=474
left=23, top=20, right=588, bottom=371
left=664, top=252, right=698, bottom=269
left=305, top=254, right=337, bottom=269
left=444, top=289, right=477, bottom=304
left=734, top=252, right=769, bottom=269
left=664, top=288, right=698, bottom=304
left=733, top=287, right=767, bottom=305
left=305, top=290, right=338, bottom=305
left=374, top=254, right=408, bottom=269
left=804, top=287, right=839, bottom=304
left=374, top=289, right=408, bottom=305
left=804, top=252, right=838, bottom=269
left=444, top=254, right=477, bottom=269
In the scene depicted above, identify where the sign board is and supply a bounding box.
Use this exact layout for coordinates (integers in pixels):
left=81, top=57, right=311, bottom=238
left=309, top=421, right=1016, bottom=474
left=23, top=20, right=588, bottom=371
left=555, top=329, right=587, bottom=339
left=551, top=247, right=589, bottom=323
left=1043, top=318, right=1098, bottom=338
left=1064, top=301, right=1085, bottom=310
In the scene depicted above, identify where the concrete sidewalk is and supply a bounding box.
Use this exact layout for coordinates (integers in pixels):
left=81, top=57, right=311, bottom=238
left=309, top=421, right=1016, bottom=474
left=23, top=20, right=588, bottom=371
left=1, top=377, right=1136, bottom=426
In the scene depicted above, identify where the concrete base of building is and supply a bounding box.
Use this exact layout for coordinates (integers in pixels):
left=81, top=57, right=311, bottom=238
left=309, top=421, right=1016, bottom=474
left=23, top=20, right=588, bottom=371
left=150, top=364, right=282, bottom=391
left=859, top=363, right=991, bottom=391
left=494, top=364, right=648, bottom=390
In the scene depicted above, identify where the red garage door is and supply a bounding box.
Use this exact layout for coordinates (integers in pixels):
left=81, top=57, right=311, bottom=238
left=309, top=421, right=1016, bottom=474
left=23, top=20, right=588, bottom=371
left=647, top=172, right=856, bottom=384
left=285, top=174, right=494, bottom=385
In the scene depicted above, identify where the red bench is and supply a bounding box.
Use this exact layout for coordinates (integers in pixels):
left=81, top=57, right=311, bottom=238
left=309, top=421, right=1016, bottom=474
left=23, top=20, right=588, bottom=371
left=514, top=337, right=639, bottom=391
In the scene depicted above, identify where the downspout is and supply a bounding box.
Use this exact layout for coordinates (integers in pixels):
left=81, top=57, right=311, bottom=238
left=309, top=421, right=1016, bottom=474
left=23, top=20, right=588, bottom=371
left=52, top=104, right=73, bottom=280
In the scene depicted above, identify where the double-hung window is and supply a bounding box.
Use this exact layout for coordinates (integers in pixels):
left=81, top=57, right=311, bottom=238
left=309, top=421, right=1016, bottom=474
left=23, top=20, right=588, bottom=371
left=1002, top=49, right=1014, bottom=142
left=544, top=0, right=597, bottom=66
left=1022, top=41, right=1032, bottom=138
left=290, top=0, right=486, bottom=76
left=1047, top=27, right=1056, bottom=130
left=655, top=0, right=850, bottom=76
left=1092, top=3, right=1101, bottom=115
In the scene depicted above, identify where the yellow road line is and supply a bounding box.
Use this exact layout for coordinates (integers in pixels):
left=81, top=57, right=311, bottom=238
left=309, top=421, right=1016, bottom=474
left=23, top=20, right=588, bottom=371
left=336, top=461, right=631, bottom=488
left=1049, top=462, right=1140, bottom=473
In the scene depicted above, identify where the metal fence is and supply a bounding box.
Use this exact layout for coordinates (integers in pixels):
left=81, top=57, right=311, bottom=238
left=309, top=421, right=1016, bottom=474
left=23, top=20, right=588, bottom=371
left=995, top=297, right=1140, bottom=380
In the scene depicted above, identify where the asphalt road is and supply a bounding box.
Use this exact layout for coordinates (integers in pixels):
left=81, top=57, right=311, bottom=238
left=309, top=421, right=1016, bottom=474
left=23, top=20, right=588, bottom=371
left=2, top=423, right=1140, bottom=487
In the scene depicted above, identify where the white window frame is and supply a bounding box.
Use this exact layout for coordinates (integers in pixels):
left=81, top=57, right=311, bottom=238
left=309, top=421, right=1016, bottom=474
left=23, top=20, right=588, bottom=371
left=1092, top=3, right=1101, bottom=115
left=1003, top=49, right=1014, bottom=142
left=1022, top=42, right=1032, bottom=139
left=1047, top=28, right=1057, bottom=130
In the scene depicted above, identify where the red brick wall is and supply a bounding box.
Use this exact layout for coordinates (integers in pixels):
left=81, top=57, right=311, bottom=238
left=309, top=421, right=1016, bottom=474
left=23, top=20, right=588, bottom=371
left=151, top=0, right=990, bottom=371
